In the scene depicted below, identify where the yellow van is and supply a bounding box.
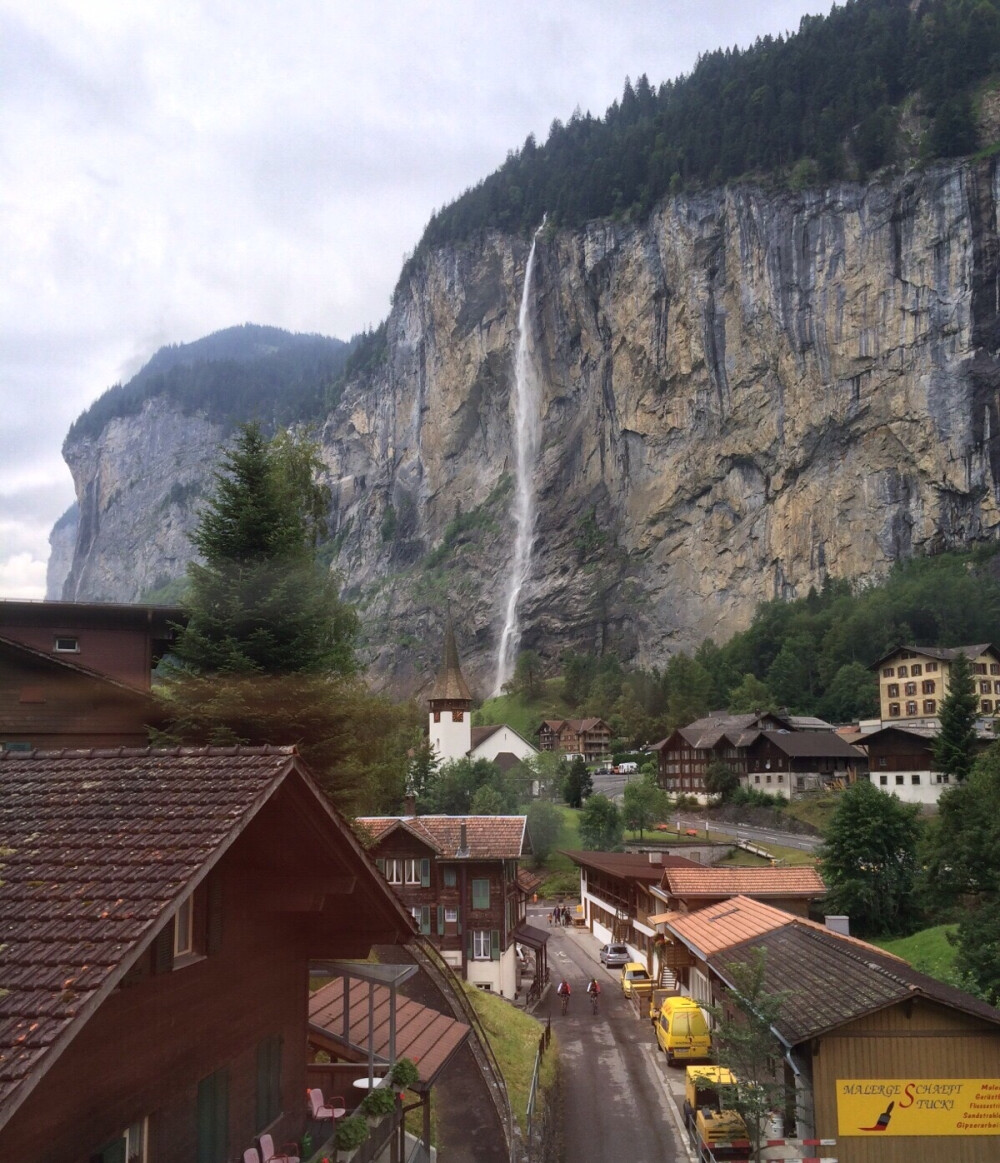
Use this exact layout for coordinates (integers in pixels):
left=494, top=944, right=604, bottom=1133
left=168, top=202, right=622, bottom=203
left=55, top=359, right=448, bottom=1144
left=655, top=996, right=711, bottom=1064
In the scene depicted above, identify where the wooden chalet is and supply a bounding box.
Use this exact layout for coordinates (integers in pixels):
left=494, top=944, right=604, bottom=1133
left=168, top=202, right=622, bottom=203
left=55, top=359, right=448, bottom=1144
left=744, top=729, right=865, bottom=795
left=357, top=815, right=543, bottom=997
left=655, top=896, right=1000, bottom=1162
left=535, top=718, right=612, bottom=762
left=564, top=850, right=699, bottom=976
left=0, top=745, right=415, bottom=1163
left=652, top=711, right=789, bottom=797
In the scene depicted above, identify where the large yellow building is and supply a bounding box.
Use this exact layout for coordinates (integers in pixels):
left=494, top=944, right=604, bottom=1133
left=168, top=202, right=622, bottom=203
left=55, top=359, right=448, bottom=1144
left=871, top=644, right=1000, bottom=727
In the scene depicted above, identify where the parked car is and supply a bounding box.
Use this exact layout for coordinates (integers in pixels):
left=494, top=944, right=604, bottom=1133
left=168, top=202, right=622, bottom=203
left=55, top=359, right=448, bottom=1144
left=620, top=962, right=653, bottom=996
left=599, top=943, right=631, bottom=967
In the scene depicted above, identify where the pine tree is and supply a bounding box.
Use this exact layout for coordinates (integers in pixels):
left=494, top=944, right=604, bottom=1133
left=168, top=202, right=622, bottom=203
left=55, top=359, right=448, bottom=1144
left=173, top=423, right=356, bottom=676
left=934, top=651, right=978, bottom=781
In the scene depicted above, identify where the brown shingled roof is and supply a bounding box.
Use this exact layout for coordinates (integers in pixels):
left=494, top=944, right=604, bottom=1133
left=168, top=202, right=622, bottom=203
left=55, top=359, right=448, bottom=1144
left=0, top=745, right=412, bottom=1130
left=357, top=815, right=528, bottom=859
left=662, top=866, right=826, bottom=899
left=709, top=923, right=1000, bottom=1045
left=563, top=850, right=700, bottom=883
left=428, top=619, right=472, bottom=703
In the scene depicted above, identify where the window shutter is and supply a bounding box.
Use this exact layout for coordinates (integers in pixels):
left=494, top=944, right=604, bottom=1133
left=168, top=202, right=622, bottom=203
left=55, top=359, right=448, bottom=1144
left=376, top=858, right=386, bottom=875
left=206, top=876, right=223, bottom=955
left=420, top=857, right=430, bottom=887
left=152, top=921, right=174, bottom=975
left=420, top=906, right=431, bottom=935
left=437, top=906, right=445, bottom=934
left=197, top=1068, right=229, bottom=1163
left=490, top=929, right=500, bottom=961
left=466, top=929, right=474, bottom=960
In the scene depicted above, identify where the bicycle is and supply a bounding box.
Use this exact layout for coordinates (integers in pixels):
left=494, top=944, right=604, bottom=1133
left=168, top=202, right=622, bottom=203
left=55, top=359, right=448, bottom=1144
left=559, top=990, right=570, bottom=1015
left=590, top=989, right=600, bottom=1016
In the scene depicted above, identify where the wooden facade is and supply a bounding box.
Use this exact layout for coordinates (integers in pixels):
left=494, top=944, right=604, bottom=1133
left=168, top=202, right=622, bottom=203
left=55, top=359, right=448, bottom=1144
left=0, top=750, right=413, bottom=1163
left=535, top=718, right=612, bottom=761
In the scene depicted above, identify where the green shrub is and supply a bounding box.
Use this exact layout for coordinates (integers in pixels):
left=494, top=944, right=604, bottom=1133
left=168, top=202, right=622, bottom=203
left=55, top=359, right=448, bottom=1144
left=360, top=1085, right=397, bottom=1118
left=334, top=1114, right=369, bottom=1151
left=389, top=1057, right=420, bottom=1088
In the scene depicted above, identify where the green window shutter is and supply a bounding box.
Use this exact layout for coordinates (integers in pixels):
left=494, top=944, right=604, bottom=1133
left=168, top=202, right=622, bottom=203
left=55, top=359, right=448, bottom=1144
left=376, top=858, right=386, bottom=875
left=437, top=906, right=445, bottom=934
left=420, top=857, right=431, bottom=887
left=490, top=929, right=500, bottom=961
left=152, top=921, right=174, bottom=975
left=197, top=1068, right=229, bottom=1163
left=420, top=905, right=431, bottom=935
left=92, top=1137, right=127, bottom=1163
left=472, top=878, right=490, bottom=909
left=466, top=929, right=474, bottom=960
left=206, top=876, right=223, bottom=955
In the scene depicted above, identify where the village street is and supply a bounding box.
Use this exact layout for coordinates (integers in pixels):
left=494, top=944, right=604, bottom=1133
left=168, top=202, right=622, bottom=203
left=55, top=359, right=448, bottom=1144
left=532, top=909, right=691, bottom=1163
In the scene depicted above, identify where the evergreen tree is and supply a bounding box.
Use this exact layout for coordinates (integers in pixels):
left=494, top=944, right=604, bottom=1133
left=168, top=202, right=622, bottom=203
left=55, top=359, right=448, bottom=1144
left=526, top=800, right=561, bottom=865
left=819, top=779, right=922, bottom=936
left=173, top=422, right=357, bottom=676
left=563, top=755, right=593, bottom=808
left=934, top=651, right=978, bottom=781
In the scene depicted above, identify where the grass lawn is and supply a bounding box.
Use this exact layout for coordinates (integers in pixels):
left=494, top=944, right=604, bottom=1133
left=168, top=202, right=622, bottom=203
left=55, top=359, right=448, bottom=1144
left=871, top=924, right=959, bottom=984
left=714, top=843, right=818, bottom=867
left=463, top=981, right=557, bottom=1132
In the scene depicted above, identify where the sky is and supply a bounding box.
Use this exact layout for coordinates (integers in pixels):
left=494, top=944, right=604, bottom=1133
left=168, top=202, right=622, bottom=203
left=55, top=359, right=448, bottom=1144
left=0, top=0, right=828, bottom=599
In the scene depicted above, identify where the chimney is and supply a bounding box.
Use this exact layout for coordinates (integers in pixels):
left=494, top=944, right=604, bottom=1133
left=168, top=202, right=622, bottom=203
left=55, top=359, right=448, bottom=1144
left=404, top=794, right=416, bottom=817
left=458, top=822, right=469, bottom=857
left=825, top=915, right=850, bottom=936
left=648, top=851, right=662, bottom=865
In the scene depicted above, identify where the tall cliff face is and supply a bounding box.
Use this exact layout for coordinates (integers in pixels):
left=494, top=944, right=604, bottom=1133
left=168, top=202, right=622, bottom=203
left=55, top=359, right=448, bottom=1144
left=57, top=162, right=1000, bottom=694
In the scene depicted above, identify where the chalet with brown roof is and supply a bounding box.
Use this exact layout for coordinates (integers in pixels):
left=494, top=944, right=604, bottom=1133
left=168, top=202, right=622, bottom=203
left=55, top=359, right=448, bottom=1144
left=564, top=849, right=700, bottom=978
left=535, top=717, right=612, bottom=761
left=357, top=815, right=542, bottom=997
left=652, top=711, right=790, bottom=799
left=653, top=896, right=1000, bottom=1160
left=859, top=723, right=995, bottom=806
left=0, top=745, right=414, bottom=1163
left=744, top=729, right=865, bottom=795
left=651, top=866, right=827, bottom=918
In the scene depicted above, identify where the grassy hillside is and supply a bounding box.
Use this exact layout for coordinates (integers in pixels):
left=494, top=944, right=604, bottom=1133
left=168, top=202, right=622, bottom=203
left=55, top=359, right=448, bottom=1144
left=871, top=924, right=960, bottom=984
left=473, top=678, right=572, bottom=738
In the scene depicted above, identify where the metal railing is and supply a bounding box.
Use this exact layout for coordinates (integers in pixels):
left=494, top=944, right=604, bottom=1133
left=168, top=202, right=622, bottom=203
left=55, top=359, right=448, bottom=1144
left=409, top=936, right=515, bottom=1160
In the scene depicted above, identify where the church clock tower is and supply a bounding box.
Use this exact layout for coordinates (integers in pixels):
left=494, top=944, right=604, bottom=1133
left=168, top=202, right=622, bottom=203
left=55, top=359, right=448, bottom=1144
left=428, top=618, right=473, bottom=763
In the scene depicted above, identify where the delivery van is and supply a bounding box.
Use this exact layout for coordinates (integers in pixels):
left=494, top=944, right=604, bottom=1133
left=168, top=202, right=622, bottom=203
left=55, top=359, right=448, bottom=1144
left=655, top=996, right=711, bottom=1064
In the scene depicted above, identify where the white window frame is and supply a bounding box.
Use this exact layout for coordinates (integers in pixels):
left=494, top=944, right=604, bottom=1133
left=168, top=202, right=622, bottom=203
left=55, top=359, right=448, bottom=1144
left=174, top=894, right=194, bottom=957
left=472, top=929, right=491, bottom=960
left=53, top=636, right=79, bottom=653
left=404, top=858, right=421, bottom=885
left=445, top=907, right=458, bottom=923
left=385, top=858, right=403, bottom=885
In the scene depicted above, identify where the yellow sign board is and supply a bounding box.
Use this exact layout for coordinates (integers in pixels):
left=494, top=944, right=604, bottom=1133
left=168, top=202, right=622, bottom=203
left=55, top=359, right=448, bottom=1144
left=837, top=1078, right=1000, bottom=1137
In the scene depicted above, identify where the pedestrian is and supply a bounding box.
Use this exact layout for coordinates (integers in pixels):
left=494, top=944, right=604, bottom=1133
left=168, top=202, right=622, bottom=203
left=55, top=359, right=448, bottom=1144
left=564, top=907, right=571, bottom=926
left=548, top=908, right=554, bottom=926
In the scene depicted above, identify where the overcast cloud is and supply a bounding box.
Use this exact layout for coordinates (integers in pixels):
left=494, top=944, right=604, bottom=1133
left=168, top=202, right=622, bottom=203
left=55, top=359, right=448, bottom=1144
left=1, top=0, right=826, bottom=598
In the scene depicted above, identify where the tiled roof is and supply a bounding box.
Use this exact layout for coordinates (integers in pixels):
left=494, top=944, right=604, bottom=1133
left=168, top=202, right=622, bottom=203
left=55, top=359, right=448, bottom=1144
left=470, top=725, right=502, bottom=748
left=0, top=746, right=300, bottom=1122
left=516, top=868, right=543, bottom=895
left=709, top=923, right=1000, bottom=1045
left=309, top=978, right=469, bottom=1086
left=870, top=643, right=997, bottom=670
left=662, top=867, right=826, bottom=899
left=357, top=815, right=528, bottom=859
left=562, top=850, right=700, bottom=883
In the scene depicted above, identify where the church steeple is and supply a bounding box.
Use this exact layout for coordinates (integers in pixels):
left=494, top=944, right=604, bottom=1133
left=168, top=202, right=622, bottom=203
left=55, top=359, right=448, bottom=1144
left=428, top=615, right=473, bottom=762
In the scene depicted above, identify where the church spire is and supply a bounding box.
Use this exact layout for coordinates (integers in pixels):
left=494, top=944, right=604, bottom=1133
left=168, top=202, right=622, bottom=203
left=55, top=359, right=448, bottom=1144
left=429, top=615, right=472, bottom=704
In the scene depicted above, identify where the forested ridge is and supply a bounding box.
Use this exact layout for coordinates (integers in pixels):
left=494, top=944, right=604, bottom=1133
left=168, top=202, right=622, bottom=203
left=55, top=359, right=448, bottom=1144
left=404, top=0, right=1000, bottom=280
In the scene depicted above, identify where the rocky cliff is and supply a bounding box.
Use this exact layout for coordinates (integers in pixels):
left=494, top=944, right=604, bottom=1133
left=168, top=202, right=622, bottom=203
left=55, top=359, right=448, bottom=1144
left=55, top=162, right=1000, bottom=695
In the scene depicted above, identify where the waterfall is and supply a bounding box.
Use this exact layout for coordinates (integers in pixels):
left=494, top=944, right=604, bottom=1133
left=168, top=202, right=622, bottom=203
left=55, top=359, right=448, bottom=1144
left=494, top=221, right=545, bottom=695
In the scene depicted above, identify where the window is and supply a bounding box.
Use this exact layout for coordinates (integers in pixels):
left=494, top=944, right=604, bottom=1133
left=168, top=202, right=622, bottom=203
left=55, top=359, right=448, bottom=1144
left=981, top=682, right=992, bottom=695
left=765, top=775, right=772, bottom=784
left=975, top=663, right=988, bottom=674
left=174, top=894, right=194, bottom=957
left=889, top=703, right=900, bottom=717
left=197, top=1068, right=229, bottom=1163
left=879, top=775, right=888, bottom=785
left=898, top=665, right=908, bottom=677
left=927, top=661, right=938, bottom=672
left=995, top=682, right=1000, bottom=695
left=923, top=700, right=936, bottom=713
left=911, top=775, right=921, bottom=785
left=984, top=700, right=994, bottom=714
left=904, top=682, right=917, bottom=696
left=472, top=878, right=490, bottom=909
left=753, top=775, right=760, bottom=784
left=992, top=663, right=1000, bottom=676
left=445, top=907, right=458, bottom=923
left=256, top=1034, right=282, bottom=1131
left=895, top=775, right=905, bottom=785
left=911, top=664, right=922, bottom=676
left=906, top=701, right=918, bottom=715
left=887, top=684, right=899, bottom=698
left=472, top=930, right=491, bottom=959
left=443, top=866, right=456, bottom=887
left=404, top=858, right=421, bottom=885
left=433, top=711, right=440, bottom=723
left=882, top=667, right=895, bottom=677
left=410, top=905, right=430, bottom=934
left=384, top=858, right=403, bottom=885
left=878, top=757, right=887, bottom=768
left=92, top=1121, right=148, bottom=1163
left=53, top=636, right=78, bottom=652
left=922, top=680, right=935, bottom=694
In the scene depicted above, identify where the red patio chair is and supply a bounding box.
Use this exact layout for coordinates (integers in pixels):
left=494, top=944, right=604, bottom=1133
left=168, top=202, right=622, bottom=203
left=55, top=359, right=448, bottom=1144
left=258, top=1133, right=300, bottom=1163
left=308, top=1086, right=346, bottom=1122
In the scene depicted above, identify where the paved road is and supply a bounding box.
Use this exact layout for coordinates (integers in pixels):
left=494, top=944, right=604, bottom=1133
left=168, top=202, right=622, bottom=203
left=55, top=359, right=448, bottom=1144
left=531, top=909, right=691, bottom=1162
left=672, top=814, right=821, bottom=853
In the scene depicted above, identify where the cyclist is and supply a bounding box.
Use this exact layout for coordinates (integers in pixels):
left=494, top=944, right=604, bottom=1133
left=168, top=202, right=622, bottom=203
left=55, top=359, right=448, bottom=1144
left=556, top=979, right=571, bottom=1014
left=586, top=977, right=601, bottom=1014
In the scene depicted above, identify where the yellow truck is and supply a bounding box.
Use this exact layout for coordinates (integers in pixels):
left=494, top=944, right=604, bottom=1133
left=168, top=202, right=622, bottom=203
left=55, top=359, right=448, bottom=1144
left=682, top=1065, right=750, bottom=1162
